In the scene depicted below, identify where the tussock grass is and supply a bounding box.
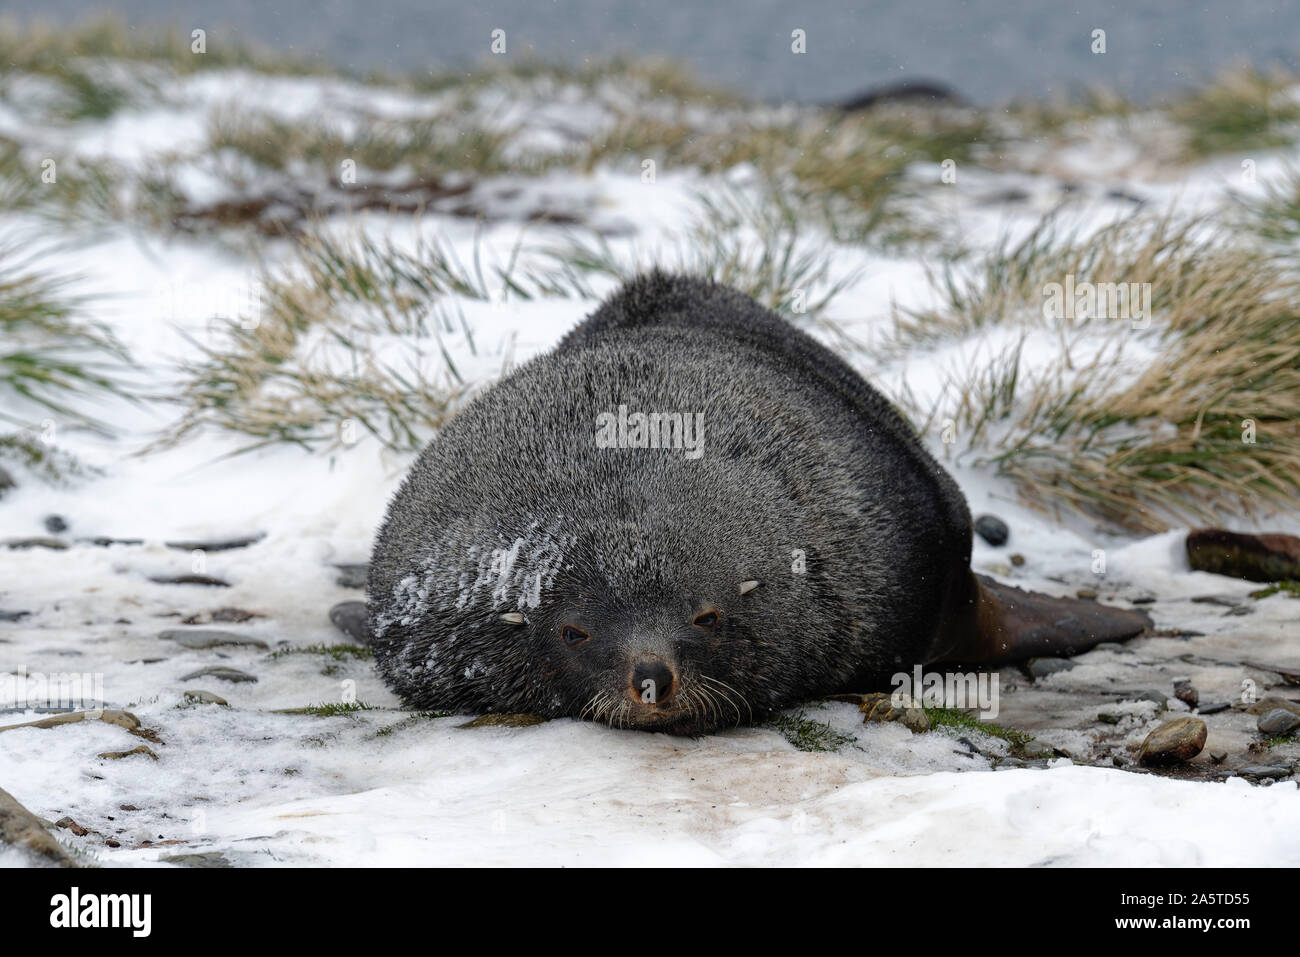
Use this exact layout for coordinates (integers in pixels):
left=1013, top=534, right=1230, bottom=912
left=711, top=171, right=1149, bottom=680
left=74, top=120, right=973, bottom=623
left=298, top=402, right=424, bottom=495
left=545, top=184, right=861, bottom=317
left=415, top=54, right=746, bottom=109
left=156, top=226, right=599, bottom=454
left=892, top=213, right=1300, bottom=532
left=1171, top=67, right=1300, bottom=158
left=159, top=181, right=867, bottom=453
left=580, top=105, right=993, bottom=245
left=0, top=15, right=330, bottom=78
left=206, top=106, right=534, bottom=179
left=0, top=432, right=101, bottom=484
left=268, top=643, right=373, bottom=661
left=765, top=711, right=856, bottom=752
left=1235, top=164, right=1300, bottom=248
left=0, top=141, right=186, bottom=234
left=0, top=246, right=131, bottom=426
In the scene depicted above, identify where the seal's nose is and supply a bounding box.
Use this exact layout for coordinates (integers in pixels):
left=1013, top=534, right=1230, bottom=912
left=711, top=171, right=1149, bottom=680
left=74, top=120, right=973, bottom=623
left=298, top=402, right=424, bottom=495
left=630, top=659, right=676, bottom=705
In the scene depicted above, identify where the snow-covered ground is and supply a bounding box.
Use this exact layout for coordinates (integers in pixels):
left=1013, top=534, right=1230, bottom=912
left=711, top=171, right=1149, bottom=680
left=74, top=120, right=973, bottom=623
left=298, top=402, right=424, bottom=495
left=1, top=63, right=1298, bottom=867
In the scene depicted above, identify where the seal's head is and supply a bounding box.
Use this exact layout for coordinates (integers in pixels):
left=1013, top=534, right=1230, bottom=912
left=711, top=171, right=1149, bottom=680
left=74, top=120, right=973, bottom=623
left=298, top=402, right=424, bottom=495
left=494, top=515, right=776, bottom=734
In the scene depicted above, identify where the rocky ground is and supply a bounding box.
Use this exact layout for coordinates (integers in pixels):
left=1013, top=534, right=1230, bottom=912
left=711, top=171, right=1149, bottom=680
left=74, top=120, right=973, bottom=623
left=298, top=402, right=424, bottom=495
left=2, top=515, right=1297, bottom=867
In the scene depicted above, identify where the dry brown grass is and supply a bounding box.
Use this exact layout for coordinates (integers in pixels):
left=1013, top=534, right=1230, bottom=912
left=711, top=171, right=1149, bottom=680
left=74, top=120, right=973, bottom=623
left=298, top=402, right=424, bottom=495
left=890, top=213, right=1300, bottom=532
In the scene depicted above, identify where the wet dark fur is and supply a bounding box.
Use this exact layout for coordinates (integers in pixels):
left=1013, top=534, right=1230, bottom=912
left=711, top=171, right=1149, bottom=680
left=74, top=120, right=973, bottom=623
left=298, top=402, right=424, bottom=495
left=368, top=272, right=977, bottom=734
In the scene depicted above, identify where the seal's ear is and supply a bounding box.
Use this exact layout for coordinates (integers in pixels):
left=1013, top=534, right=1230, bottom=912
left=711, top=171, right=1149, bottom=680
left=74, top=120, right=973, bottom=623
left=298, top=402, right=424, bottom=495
left=738, top=580, right=761, bottom=595
left=499, top=612, right=526, bottom=625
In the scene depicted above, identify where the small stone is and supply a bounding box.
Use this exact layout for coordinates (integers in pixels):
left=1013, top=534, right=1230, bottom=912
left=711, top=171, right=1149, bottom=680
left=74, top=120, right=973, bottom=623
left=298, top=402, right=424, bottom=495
left=149, top=574, right=230, bottom=587
left=182, top=690, right=229, bottom=707
left=0, top=610, right=32, bottom=622
left=179, top=666, right=257, bottom=683
left=164, top=533, right=265, bottom=552
left=1257, top=708, right=1300, bottom=736
left=1009, top=553, right=1026, bottom=567
left=1173, top=680, right=1199, bottom=709
left=1097, top=712, right=1121, bottom=724
left=334, top=563, right=369, bottom=589
left=1197, top=701, right=1230, bottom=715
left=0, top=786, right=76, bottom=867
left=43, top=515, right=68, bottom=534
left=1190, top=595, right=1242, bottom=606
left=0, top=709, right=141, bottom=734
left=1138, top=716, right=1207, bottom=766
left=162, top=852, right=232, bottom=868
left=1027, top=657, right=1076, bottom=678
left=1137, top=690, right=1168, bottom=710
left=210, top=607, right=260, bottom=623
left=3, top=536, right=67, bottom=550
left=98, top=745, right=158, bottom=761
left=55, top=816, right=88, bottom=836
left=998, top=757, right=1027, bottom=769
left=974, top=514, right=1009, bottom=547
left=1020, top=739, right=1060, bottom=759
left=1208, top=748, right=1227, bottom=764
left=1186, top=527, right=1300, bottom=583
left=1237, top=765, right=1290, bottom=781
left=1242, top=660, right=1300, bottom=686
left=1075, top=587, right=1098, bottom=600
left=1130, top=594, right=1157, bottom=605
left=159, top=628, right=269, bottom=650
left=1245, top=697, right=1300, bottom=717
left=329, top=601, right=369, bottom=643
left=457, top=713, right=548, bottom=728
left=899, top=708, right=931, bottom=733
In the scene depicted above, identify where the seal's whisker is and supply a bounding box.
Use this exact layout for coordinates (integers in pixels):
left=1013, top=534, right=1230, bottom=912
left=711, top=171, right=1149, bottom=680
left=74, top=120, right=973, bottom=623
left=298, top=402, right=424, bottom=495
left=701, top=674, right=751, bottom=725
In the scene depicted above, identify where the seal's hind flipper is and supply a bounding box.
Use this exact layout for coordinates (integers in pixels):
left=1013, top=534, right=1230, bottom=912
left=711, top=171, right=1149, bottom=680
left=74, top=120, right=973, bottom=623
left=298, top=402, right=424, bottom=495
left=937, top=574, right=1151, bottom=665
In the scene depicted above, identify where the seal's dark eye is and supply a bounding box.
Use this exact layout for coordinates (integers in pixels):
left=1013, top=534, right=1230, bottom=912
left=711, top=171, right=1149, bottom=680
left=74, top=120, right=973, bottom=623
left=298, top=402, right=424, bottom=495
left=692, top=611, right=719, bottom=629
left=562, top=625, right=590, bottom=648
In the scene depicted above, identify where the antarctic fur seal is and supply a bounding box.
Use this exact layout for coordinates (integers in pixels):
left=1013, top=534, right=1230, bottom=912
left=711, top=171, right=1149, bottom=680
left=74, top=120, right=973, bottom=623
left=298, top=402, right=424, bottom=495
left=367, top=272, right=1148, bottom=734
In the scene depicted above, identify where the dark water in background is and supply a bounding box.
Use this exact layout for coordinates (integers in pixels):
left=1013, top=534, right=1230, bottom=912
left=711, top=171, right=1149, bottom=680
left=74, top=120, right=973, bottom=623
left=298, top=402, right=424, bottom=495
left=2, top=0, right=1299, bottom=105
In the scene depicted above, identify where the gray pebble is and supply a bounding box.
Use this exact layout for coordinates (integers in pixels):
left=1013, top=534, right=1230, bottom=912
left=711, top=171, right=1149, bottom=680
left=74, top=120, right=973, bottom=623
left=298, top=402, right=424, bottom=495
left=334, top=563, right=369, bottom=589
left=1027, top=657, right=1076, bottom=678
left=1238, top=765, right=1291, bottom=781
left=43, top=515, right=68, bottom=534
left=1257, top=708, right=1300, bottom=736
left=329, top=601, right=370, bottom=643
left=3, top=537, right=67, bottom=550
left=973, top=514, right=1009, bottom=547
left=1196, top=701, right=1230, bottom=715
left=162, top=852, right=232, bottom=868
left=182, top=690, right=230, bottom=706
left=164, top=533, right=265, bottom=552
left=179, top=666, right=258, bottom=683
left=159, top=628, right=269, bottom=650
left=149, top=574, right=230, bottom=588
